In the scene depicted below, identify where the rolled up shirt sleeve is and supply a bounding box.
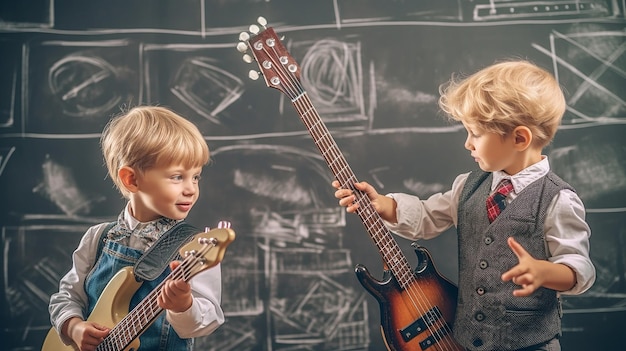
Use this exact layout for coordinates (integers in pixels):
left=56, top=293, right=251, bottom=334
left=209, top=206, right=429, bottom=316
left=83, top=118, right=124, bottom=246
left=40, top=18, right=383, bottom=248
left=48, top=223, right=106, bottom=344
left=166, top=264, right=225, bottom=338
left=545, top=189, right=596, bottom=295
left=385, top=173, right=469, bottom=241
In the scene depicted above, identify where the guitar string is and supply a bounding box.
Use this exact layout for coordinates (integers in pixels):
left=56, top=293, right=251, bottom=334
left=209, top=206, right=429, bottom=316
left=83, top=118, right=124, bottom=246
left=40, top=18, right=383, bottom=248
left=96, top=239, right=215, bottom=350
left=300, top=99, right=456, bottom=351
left=97, top=256, right=186, bottom=351
left=101, top=245, right=210, bottom=350
left=256, top=38, right=460, bottom=351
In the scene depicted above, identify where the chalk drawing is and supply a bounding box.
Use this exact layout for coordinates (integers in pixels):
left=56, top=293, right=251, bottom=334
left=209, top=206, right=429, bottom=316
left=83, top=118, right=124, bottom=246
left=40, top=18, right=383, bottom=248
left=0, top=1, right=625, bottom=350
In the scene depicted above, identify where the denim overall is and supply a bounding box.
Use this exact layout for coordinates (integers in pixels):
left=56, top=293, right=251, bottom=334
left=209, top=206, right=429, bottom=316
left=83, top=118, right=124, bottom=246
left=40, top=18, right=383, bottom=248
left=85, top=239, right=192, bottom=350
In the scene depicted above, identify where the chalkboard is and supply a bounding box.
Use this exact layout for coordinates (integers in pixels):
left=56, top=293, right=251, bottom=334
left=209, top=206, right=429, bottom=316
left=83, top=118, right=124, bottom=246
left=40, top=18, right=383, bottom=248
left=1, top=1, right=625, bottom=350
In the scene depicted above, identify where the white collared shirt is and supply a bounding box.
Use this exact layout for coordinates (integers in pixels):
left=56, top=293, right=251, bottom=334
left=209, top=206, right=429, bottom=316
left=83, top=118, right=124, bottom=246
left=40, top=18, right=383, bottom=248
left=386, top=157, right=596, bottom=295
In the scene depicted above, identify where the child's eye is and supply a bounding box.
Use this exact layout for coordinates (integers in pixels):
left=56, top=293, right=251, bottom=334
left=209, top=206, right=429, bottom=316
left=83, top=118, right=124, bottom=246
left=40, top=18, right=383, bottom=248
left=193, top=175, right=202, bottom=182
left=172, top=175, right=183, bottom=181
left=468, top=128, right=482, bottom=137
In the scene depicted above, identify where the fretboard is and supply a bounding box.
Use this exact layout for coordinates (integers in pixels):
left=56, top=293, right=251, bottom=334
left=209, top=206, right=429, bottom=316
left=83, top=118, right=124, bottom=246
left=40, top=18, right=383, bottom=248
left=292, top=92, right=415, bottom=289
left=96, top=280, right=166, bottom=351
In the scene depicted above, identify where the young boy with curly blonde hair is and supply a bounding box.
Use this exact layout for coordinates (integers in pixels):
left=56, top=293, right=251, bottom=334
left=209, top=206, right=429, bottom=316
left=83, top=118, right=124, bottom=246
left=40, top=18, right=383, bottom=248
left=333, top=60, right=595, bottom=351
left=48, top=106, right=224, bottom=351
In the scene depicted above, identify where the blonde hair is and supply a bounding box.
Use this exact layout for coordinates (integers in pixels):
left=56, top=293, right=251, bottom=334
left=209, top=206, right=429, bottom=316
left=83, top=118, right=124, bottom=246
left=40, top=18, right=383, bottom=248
left=438, top=60, right=566, bottom=148
left=101, top=106, right=210, bottom=198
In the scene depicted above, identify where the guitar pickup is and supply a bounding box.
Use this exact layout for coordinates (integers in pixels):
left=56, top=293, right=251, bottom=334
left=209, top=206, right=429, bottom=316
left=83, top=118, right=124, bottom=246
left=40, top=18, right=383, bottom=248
left=399, top=306, right=443, bottom=342
left=419, top=326, right=451, bottom=350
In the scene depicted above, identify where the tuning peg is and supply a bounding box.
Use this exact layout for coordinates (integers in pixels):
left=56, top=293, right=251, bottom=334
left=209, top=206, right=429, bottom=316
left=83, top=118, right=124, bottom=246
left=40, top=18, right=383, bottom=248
left=236, top=42, right=248, bottom=53
left=239, top=31, right=250, bottom=42
left=249, top=24, right=260, bottom=35
left=257, top=16, right=267, bottom=27
left=218, top=221, right=231, bottom=229
left=248, top=70, right=260, bottom=81
left=242, top=54, right=254, bottom=64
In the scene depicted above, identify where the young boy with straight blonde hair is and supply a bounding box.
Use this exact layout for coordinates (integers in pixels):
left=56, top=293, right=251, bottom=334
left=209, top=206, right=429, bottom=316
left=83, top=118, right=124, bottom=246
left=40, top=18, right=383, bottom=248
left=333, top=60, right=595, bottom=351
left=49, top=106, right=224, bottom=351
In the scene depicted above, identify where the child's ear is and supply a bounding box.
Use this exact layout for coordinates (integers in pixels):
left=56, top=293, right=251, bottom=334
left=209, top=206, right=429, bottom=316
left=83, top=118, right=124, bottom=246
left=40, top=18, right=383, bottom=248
left=119, top=166, right=139, bottom=193
left=513, top=126, right=532, bottom=150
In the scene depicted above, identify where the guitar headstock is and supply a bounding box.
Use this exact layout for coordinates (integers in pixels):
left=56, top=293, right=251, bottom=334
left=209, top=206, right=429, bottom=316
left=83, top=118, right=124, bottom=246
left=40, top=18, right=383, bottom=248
left=237, top=17, right=301, bottom=99
left=179, top=225, right=236, bottom=276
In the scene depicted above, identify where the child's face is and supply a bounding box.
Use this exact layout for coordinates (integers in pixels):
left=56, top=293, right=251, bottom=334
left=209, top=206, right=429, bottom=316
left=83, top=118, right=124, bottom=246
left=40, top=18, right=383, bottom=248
left=130, top=163, right=203, bottom=222
left=462, top=122, right=516, bottom=174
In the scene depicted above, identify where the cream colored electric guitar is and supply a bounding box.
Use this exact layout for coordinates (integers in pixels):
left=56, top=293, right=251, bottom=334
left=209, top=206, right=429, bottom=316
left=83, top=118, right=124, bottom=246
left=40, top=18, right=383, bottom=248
left=41, top=226, right=235, bottom=351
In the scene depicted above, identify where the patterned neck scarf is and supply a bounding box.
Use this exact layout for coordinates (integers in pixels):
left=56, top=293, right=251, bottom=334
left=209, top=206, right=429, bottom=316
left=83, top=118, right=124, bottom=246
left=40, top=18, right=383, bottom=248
left=107, top=210, right=179, bottom=246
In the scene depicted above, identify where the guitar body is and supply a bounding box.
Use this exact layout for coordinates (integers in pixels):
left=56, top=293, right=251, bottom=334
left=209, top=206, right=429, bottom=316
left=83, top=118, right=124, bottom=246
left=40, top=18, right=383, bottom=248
left=42, top=266, right=142, bottom=351
left=356, top=246, right=462, bottom=351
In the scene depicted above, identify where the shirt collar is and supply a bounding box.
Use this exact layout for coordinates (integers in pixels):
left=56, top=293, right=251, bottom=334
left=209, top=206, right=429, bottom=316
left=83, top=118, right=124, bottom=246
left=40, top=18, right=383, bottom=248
left=491, top=156, right=550, bottom=194
left=123, top=203, right=146, bottom=231
left=121, top=203, right=180, bottom=242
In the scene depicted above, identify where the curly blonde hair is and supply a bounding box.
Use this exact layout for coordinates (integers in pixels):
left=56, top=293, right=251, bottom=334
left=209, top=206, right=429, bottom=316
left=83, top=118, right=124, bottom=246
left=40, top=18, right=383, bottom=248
left=101, top=106, right=210, bottom=198
left=438, top=60, right=566, bottom=148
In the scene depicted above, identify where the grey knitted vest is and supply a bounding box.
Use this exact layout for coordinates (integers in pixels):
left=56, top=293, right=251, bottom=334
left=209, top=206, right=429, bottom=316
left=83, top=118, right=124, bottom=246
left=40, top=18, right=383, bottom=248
left=453, top=170, right=571, bottom=350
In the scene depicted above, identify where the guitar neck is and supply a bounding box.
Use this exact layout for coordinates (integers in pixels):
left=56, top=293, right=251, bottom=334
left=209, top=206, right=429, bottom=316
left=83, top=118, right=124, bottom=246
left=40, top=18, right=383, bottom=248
left=97, top=254, right=202, bottom=350
left=96, top=277, right=168, bottom=350
left=242, top=24, right=414, bottom=288
left=292, top=93, right=414, bottom=288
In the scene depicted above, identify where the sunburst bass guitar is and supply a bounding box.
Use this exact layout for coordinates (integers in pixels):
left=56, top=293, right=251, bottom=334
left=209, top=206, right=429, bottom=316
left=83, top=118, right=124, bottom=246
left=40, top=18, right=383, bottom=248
left=42, top=226, right=235, bottom=351
left=237, top=17, right=465, bottom=351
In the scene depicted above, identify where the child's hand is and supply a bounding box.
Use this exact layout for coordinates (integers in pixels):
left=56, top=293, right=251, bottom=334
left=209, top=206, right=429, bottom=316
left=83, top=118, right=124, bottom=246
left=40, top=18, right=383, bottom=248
left=332, top=180, right=372, bottom=212
left=331, top=180, right=397, bottom=222
left=501, top=237, right=547, bottom=297
left=64, top=317, right=109, bottom=351
left=158, top=261, right=193, bottom=313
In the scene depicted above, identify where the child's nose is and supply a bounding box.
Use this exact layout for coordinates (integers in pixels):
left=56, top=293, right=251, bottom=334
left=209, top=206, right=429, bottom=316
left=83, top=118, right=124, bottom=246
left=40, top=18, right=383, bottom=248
left=183, top=180, right=197, bottom=194
left=464, top=136, right=473, bottom=150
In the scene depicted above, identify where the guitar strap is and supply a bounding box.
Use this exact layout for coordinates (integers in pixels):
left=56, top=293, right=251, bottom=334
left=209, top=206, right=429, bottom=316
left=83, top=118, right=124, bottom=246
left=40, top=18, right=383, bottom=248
left=95, top=221, right=199, bottom=282
left=133, top=222, right=199, bottom=281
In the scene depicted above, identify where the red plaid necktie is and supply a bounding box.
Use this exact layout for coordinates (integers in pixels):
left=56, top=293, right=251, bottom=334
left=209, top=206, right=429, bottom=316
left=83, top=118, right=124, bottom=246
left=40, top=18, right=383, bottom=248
left=486, top=179, right=514, bottom=223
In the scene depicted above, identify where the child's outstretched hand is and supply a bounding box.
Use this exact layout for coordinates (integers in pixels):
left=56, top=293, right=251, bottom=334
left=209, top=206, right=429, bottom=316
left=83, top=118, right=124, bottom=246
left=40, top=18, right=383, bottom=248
left=158, top=261, right=193, bottom=313
left=331, top=180, right=397, bottom=222
left=332, top=180, right=376, bottom=212
left=501, top=237, right=546, bottom=297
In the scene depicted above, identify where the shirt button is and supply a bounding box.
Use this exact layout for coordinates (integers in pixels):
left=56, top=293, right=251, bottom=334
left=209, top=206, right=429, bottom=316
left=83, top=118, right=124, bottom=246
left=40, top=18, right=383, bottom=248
left=477, top=287, right=485, bottom=295
left=475, top=312, right=485, bottom=321
left=473, top=338, right=484, bottom=347
left=484, top=236, right=493, bottom=245
left=479, top=260, right=488, bottom=269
